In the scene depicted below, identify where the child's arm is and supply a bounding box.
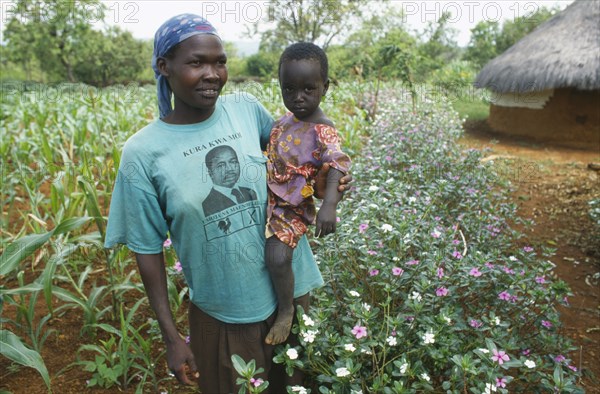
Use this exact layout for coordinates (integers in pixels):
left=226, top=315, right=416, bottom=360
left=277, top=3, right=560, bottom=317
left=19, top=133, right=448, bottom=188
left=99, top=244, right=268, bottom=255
left=315, top=167, right=345, bottom=237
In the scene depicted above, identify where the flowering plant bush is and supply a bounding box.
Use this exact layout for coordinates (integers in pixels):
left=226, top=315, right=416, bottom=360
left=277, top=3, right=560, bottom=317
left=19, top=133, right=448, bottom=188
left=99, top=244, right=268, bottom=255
left=274, top=91, right=582, bottom=393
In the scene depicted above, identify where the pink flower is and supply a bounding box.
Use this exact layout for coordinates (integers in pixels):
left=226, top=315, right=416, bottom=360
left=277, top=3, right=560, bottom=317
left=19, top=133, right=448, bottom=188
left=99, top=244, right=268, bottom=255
left=163, top=238, right=172, bottom=248
left=535, top=276, right=546, bottom=284
left=522, top=349, right=531, bottom=356
left=498, top=291, right=511, bottom=301
left=496, top=377, right=507, bottom=388
left=369, top=269, right=379, bottom=276
left=485, top=262, right=494, bottom=269
left=352, top=325, right=367, bottom=339
left=392, top=267, right=404, bottom=276
left=541, top=320, right=553, bottom=328
left=469, top=319, right=482, bottom=328
left=436, top=267, right=444, bottom=278
left=491, top=349, right=510, bottom=365
left=359, top=223, right=369, bottom=233
left=406, top=259, right=419, bottom=265
left=554, top=354, right=566, bottom=363
left=431, top=229, right=441, bottom=238
left=452, top=251, right=462, bottom=259
left=367, top=250, right=377, bottom=256
left=436, top=287, right=449, bottom=296
left=336, top=217, right=341, bottom=222
left=469, top=267, right=482, bottom=277
left=523, top=246, right=534, bottom=252
left=185, top=335, right=190, bottom=344
left=452, top=239, right=460, bottom=245
left=174, top=261, right=182, bottom=273
left=250, top=378, right=264, bottom=387
left=568, top=365, right=578, bottom=372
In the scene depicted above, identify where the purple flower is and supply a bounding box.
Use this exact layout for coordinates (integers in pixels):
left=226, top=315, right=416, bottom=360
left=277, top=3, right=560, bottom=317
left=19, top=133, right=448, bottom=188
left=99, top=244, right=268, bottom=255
left=436, top=267, right=444, bottom=278
left=498, top=291, right=511, bottom=301
left=542, top=320, right=553, bottom=328
left=351, top=325, right=367, bottom=339
left=369, top=269, right=379, bottom=276
left=522, top=349, right=531, bottom=356
left=385, top=155, right=392, bottom=161
left=163, top=238, right=172, bottom=248
left=392, top=267, right=404, bottom=276
left=406, top=259, right=419, bottom=265
left=452, top=239, right=460, bottom=245
left=436, top=287, right=449, bottom=296
left=359, top=223, right=369, bottom=233
left=469, top=319, right=483, bottom=328
left=491, top=349, right=510, bottom=365
left=554, top=354, right=566, bottom=363
left=469, top=267, right=482, bottom=277
left=250, top=378, right=264, bottom=387
left=185, top=335, right=190, bottom=344
left=174, top=261, right=182, bottom=273
left=496, top=377, right=507, bottom=388
left=568, top=365, right=578, bottom=372
left=485, top=262, right=494, bottom=269
left=523, top=246, right=534, bottom=252
left=367, top=250, right=377, bottom=256
left=535, top=276, right=546, bottom=284
left=452, top=251, right=462, bottom=259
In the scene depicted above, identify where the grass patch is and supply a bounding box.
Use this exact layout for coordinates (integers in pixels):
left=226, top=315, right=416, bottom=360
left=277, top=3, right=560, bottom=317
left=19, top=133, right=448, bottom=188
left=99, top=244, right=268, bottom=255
left=452, top=96, right=489, bottom=121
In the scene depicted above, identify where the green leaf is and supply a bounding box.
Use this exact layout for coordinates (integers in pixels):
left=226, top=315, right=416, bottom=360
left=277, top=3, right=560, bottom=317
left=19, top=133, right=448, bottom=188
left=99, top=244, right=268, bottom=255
left=0, top=329, right=51, bottom=391
left=231, top=354, right=247, bottom=375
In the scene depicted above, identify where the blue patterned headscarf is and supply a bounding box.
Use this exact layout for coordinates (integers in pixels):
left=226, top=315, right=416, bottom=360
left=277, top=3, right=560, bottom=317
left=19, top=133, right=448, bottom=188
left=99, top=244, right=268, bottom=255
left=151, top=14, right=219, bottom=118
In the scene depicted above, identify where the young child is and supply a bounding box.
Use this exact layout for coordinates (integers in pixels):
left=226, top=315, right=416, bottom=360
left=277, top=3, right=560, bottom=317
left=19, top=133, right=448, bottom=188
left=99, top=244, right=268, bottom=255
left=265, top=42, right=351, bottom=345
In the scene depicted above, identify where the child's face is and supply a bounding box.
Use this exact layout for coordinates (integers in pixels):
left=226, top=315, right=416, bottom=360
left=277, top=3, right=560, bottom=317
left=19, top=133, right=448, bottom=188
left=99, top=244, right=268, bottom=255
left=279, top=59, right=328, bottom=120
left=160, top=34, right=228, bottom=114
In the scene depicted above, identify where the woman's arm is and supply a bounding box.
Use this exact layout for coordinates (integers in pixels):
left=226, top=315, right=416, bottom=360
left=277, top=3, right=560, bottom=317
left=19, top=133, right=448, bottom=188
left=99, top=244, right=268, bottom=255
left=314, top=163, right=352, bottom=199
left=135, top=253, right=198, bottom=385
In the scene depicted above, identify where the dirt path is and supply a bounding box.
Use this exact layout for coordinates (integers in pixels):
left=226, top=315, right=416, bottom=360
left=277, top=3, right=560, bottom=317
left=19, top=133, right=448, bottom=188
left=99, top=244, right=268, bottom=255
left=461, top=120, right=600, bottom=392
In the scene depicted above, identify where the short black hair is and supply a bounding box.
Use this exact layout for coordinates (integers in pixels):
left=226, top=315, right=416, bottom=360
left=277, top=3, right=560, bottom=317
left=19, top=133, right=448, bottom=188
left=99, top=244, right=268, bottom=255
left=279, top=42, right=328, bottom=82
left=205, top=145, right=237, bottom=171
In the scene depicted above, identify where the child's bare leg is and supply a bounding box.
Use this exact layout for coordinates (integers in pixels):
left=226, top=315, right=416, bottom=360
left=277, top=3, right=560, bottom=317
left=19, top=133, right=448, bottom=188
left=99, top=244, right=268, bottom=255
left=265, top=236, right=295, bottom=345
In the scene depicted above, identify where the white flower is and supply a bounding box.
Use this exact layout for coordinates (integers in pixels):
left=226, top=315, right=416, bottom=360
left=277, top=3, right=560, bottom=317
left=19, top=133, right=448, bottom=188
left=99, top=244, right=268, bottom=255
left=381, top=223, right=393, bottom=233
left=386, top=336, right=397, bottom=346
left=286, top=348, right=298, bottom=360
left=409, top=291, right=422, bottom=302
left=408, top=196, right=417, bottom=203
left=484, top=383, right=497, bottom=393
left=350, top=390, right=363, bottom=394
left=368, top=203, right=379, bottom=209
left=478, top=348, right=490, bottom=354
left=335, top=367, right=350, bottom=377
left=392, top=256, right=400, bottom=261
left=363, top=303, right=371, bottom=311
left=290, top=386, right=308, bottom=394
left=524, top=359, right=536, bottom=368
left=302, top=314, right=315, bottom=327
left=422, top=331, right=435, bottom=344
left=368, top=185, right=379, bottom=192
left=344, top=343, right=356, bottom=352
left=399, top=362, right=408, bottom=374
left=509, top=256, right=517, bottom=261
left=301, top=329, right=318, bottom=343
left=360, top=348, right=373, bottom=355
left=386, top=178, right=394, bottom=183
left=349, top=290, right=360, bottom=297
left=420, top=373, right=430, bottom=382
left=494, top=316, right=501, bottom=326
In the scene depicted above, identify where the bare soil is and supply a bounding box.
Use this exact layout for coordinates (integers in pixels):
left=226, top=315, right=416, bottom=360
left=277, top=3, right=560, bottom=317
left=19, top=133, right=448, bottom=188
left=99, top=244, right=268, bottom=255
left=1, top=119, right=598, bottom=393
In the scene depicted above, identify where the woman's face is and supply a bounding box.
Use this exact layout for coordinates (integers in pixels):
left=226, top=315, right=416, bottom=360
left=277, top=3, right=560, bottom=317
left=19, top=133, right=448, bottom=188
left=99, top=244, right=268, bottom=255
left=160, top=34, right=228, bottom=116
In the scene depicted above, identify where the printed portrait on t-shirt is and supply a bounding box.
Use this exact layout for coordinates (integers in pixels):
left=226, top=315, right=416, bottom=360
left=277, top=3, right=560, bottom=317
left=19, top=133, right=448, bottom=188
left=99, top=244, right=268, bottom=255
left=202, top=145, right=258, bottom=217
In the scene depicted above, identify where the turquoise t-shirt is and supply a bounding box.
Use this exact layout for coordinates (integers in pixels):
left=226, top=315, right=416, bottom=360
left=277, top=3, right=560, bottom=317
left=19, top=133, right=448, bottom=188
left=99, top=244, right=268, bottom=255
left=104, top=93, right=324, bottom=323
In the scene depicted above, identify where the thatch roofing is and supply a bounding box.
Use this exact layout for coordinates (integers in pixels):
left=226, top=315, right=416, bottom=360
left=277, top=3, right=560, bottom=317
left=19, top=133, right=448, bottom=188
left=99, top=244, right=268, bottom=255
left=475, top=0, right=600, bottom=93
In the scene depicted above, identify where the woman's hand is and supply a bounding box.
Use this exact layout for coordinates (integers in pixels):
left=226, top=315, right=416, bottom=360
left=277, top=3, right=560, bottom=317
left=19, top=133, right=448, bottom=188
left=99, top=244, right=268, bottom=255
left=314, top=163, right=353, bottom=199
left=166, top=336, right=199, bottom=385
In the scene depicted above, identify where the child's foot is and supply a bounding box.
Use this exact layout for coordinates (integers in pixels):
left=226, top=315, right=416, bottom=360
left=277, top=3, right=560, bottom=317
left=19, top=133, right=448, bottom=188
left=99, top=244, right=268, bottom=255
left=265, top=309, right=294, bottom=345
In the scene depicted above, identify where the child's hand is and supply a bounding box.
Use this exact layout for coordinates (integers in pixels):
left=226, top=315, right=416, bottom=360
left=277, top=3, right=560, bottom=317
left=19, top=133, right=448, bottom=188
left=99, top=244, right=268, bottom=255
left=316, top=202, right=337, bottom=237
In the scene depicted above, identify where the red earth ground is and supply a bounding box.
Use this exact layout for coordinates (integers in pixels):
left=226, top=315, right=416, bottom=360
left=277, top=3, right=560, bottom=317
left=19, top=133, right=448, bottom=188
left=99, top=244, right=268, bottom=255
left=1, top=119, right=599, bottom=393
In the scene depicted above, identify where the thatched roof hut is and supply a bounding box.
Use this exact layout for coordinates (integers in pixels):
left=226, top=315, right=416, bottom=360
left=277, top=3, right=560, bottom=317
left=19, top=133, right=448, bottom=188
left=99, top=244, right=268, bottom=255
left=474, top=0, right=600, bottom=150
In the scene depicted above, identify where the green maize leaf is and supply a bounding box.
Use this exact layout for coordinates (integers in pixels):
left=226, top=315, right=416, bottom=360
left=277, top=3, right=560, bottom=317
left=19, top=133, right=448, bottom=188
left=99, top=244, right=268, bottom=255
left=0, top=217, right=90, bottom=276
left=0, top=329, right=51, bottom=391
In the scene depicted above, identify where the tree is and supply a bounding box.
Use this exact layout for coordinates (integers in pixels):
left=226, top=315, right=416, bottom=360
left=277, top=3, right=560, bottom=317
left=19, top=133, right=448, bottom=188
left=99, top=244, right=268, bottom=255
left=250, top=0, right=371, bottom=51
left=4, top=0, right=106, bottom=82
left=416, top=12, right=460, bottom=80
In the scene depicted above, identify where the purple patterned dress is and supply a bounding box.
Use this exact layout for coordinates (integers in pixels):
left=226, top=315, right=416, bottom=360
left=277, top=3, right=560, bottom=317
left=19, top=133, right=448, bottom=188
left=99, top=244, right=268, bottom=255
left=266, top=113, right=351, bottom=248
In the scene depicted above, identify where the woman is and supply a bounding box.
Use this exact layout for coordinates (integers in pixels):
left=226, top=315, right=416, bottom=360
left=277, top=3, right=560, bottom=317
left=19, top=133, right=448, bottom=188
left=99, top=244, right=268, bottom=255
left=104, top=14, right=351, bottom=393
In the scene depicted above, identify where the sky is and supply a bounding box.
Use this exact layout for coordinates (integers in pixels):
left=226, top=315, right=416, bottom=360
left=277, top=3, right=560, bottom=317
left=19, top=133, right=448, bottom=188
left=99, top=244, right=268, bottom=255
left=99, top=0, right=574, bottom=47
